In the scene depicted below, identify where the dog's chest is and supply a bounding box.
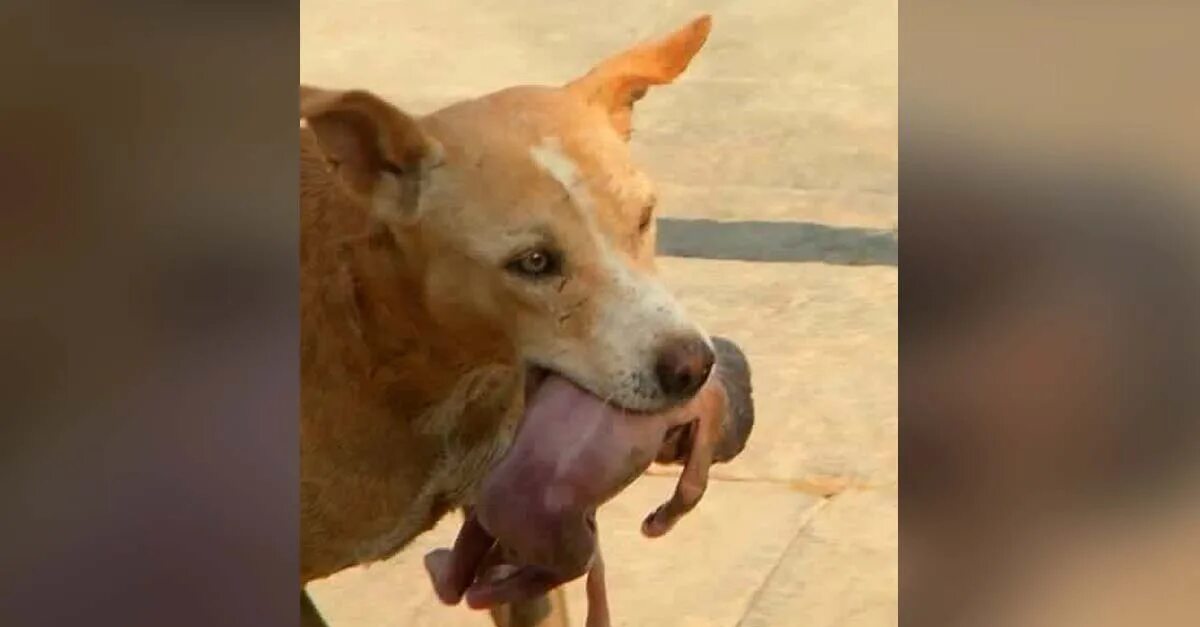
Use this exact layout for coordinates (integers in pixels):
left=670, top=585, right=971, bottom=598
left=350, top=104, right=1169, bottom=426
left=351, top=366, right=522, bottom=565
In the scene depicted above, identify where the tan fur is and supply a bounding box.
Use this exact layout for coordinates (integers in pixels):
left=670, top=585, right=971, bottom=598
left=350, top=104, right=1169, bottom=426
left=301, top=14, right=713, bottom=623
left=301, top=127, right=522, bottom=579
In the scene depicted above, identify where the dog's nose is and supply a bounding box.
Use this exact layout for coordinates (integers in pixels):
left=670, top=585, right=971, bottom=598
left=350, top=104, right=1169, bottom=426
left=654, top=335, right=716, bottom=400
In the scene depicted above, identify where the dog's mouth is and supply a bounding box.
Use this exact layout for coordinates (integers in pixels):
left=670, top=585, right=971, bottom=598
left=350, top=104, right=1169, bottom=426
left=511, top=364, right=687, bottom=511
left=465, top=365, right=710, bottom=600
left=521, top=363, right=662, bottom=415
left=522, top=364, right=553, bottom=408
left=428, top=340, right=754, bottom=609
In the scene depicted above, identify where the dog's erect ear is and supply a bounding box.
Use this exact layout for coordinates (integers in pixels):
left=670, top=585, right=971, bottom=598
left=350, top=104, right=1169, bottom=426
left=565, top=15, right=712, bottom=139
left=300, top=85, right=442, bottom=222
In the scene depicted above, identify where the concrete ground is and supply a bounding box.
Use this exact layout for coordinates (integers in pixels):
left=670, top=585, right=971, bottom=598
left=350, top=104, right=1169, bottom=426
left=301, top=0, right=896, bottom=625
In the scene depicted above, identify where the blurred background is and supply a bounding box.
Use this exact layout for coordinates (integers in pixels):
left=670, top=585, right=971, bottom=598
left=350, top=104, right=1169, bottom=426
left=903, top=2, right=1200, bottom=626
left=301, top=0, right=897, bottom=625
left=1, top=0, right=299, bottom=625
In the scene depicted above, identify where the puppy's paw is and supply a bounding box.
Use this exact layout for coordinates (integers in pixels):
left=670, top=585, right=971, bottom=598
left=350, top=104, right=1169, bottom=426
left=640, top=506, right=676, bottom=538
left=423, top=548, right=463, bottom=605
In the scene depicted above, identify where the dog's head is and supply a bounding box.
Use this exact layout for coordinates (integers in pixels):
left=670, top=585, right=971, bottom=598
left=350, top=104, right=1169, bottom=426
left=302, top=16, right=717, bottom=413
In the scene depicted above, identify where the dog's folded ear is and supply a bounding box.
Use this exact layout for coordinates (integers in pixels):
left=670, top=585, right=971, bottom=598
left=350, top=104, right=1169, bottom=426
left=566, top=14, right=712, bottom=139
left=300, top=85, right=443, bottom=223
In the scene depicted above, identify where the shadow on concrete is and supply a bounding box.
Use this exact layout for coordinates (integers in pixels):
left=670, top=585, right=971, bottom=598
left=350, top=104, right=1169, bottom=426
left=657, top=218, right=897, bottom=266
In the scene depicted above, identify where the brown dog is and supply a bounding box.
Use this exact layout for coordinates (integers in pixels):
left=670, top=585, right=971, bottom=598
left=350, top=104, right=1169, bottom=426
left=300, top=15, right=754, bottom=626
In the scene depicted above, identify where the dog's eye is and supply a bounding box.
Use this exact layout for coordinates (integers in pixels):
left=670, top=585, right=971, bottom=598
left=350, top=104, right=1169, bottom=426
left=506, top=248, right=561, bottom=279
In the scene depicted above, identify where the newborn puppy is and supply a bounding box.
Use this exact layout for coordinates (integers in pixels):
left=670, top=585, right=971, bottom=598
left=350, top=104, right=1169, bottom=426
left=425, top=338, right=752, bottom=625
left=425, top=511, right=611, bottom=627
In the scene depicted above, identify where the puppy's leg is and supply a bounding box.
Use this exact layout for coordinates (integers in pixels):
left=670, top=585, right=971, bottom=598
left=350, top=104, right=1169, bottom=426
left=489, top=589, right=570, bottom=627
left=425, top=511, right=496, bottom=604
left=480, top=542, right=571, bottom=627
left=584, top=542, right=610, bottom=627
left=302, top=589, right=330, bottom=627
left=641, top=409, right=720, bottom=537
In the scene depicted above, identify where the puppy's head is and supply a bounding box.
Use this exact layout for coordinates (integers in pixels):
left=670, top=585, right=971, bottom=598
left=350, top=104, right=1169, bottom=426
left=302, top=16, right=715, bottom=412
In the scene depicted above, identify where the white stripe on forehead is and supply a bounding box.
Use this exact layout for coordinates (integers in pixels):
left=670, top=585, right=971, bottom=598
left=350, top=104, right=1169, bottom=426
left=529, top=137, right=579, bottom=188
left=529, top=137, right=594, bottom=213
